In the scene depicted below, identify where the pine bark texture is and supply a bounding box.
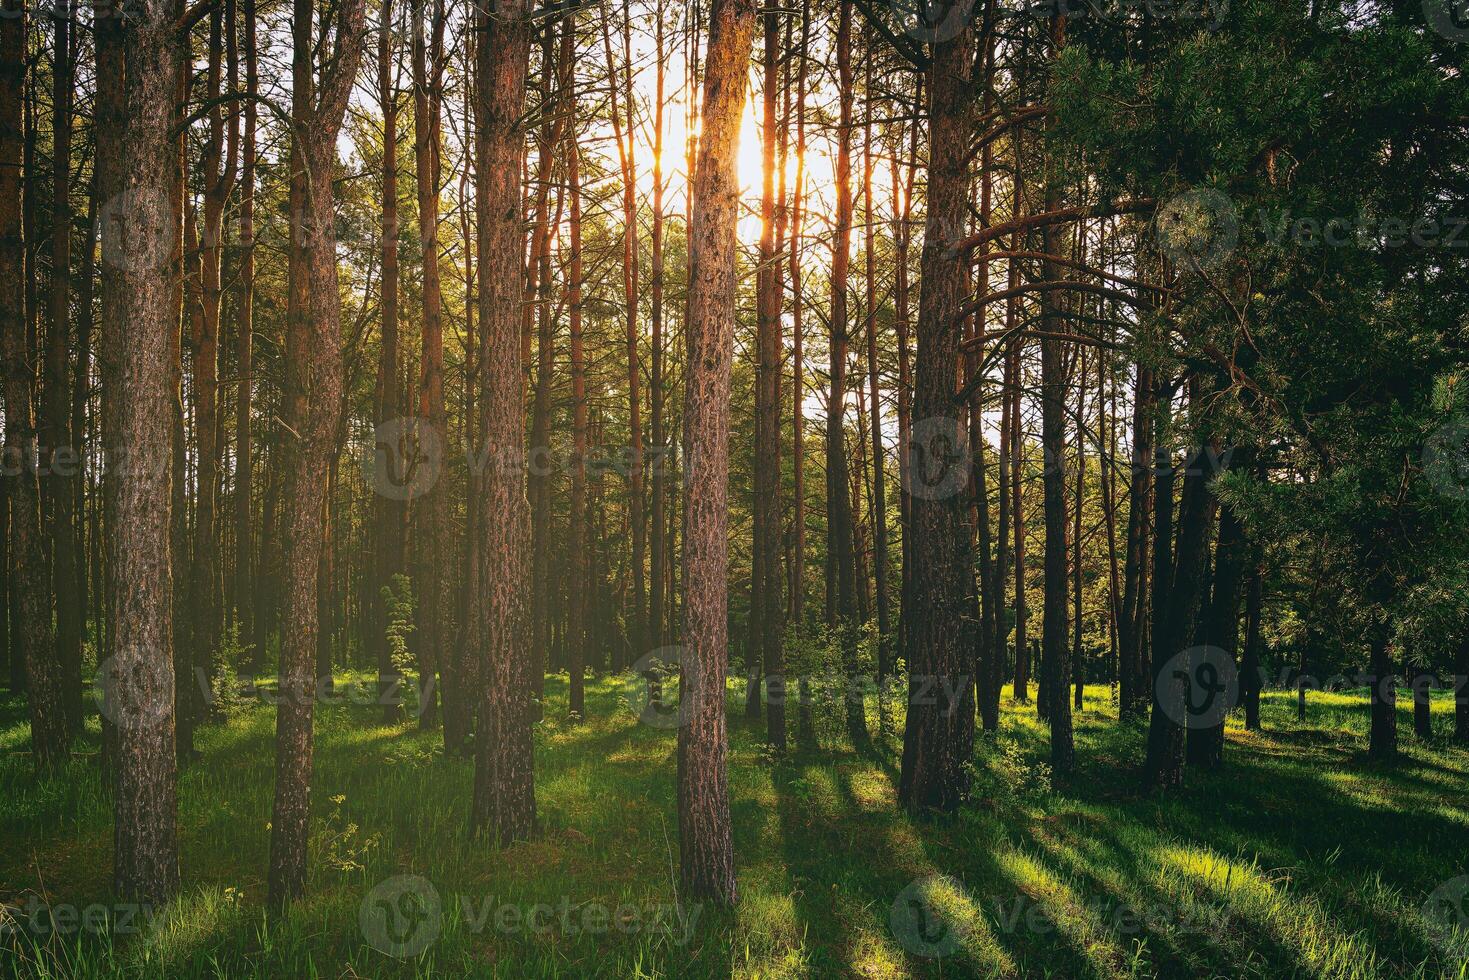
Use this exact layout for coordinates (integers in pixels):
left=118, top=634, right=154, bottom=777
left=898, top=13, right=975, bottom=813
left=469, top=0, right=536, bottom=845
left=678, top=0, right=755, bottom=906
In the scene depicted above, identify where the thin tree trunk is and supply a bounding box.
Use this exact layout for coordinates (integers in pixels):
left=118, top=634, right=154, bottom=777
left=894, top=93, right=917, bottom=672
left=1037, top=14, right=1073, bottom=774
left=1242, top=550, right=1263, bottom=730
left=373, top=0, right=405, bottom=722
left=789, top=0, right=812, bottom=744
left=412, top=0, right=446, bottom=730
left=191, top=0, right=239, bottom=725
left=863, top=42, right=890, bottom=689
left=678, top=0, right=754, bottom=906
left=649, top=0, right=668, bottom=651
left=1453, top=640, right=1467, bottom=744
left=44, top=0, right=84, bottom=733
left=604, top=0, right=645, bottom=662
left=1118, top=360, right=1154, bottom=718
left=1073, top=347, right=1086, bottom=713
left=751, top=0, right=784, bottom=744
left=826, top=0, right=865, bottom=749
left=235, top=0, right=258, bottom=677
left=567, top=120, right=588, bottom=721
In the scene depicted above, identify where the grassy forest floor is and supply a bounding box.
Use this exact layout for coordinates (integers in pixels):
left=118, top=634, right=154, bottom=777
left=2, top=674, right=1468, bottom=979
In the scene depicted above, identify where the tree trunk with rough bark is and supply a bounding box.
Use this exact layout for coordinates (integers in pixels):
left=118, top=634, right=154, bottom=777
left=678, top=0, right=754, bottom=906
left=468, top=0, right=536, bottom=845
left=372, top=0, right=405, bottom=723
left=898, top=10, right=975, bottom=813
left=234, top=0, right=258, bottom=678
left=105, top=0, right=184, bottom=902
left=267, top=0, right=365, bottom=909
left=44, top=1, right=84, bottom=733
left=826, top=0, right=866, bottom=750
left=412, top=0, right=446, bottom=730
left=1145, top=435, right=1217, bottom=791
left=752, top=0, right=783, bottom=745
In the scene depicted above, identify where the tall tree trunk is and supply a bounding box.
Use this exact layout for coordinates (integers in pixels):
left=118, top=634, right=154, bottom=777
left=44, top=0, right=84, bottom=733
left=1, top=0, right=68, bottom=769
left=789, top=0, right=812, bottom=744
left=678, top=0, right=754, bottom=906
left=863, top=43, right=891, bottom=693
left=1367, top=616, right=1397, bottom=760
left=1242, top=550, right=1263, bottom=730
left=898, top=9, right=975, bottom=813
left=372, top=0, right=405, bottom=723
left=411, top=0, right=446, bottom=730
left=1190, top=450, right=1249, bottom=769
left=267, top=0, right=365, bottom=908
left=468, top=0, right=536, bottom=845
left=105, top=0, right=184, bottom=902
left=567, top=123, right=588, bottom=721
left=1453, top=639, right=1467, bottom=745
left=1037, top=14, right=1073, bottom=774
left=1412, top=662, right=1432, bottom=740
left=191, top=0, right=239, bottom=725
left=1010, top=341, right=1029, bottom=702
left=605, top=0, right=645, bottom=663
left=826, top=0, right=865, bottom=749
left=1073, top=347, right=1087, bottom=712
left=649, top=0, right=668, bottom=652
left=1118, top=361, right=1154, bottom=717
left=752, top=0, right=783, bottom=743
left=894, top=94, right=917, bottom=673
left=446, top=50, right=477, bottom=755
left=968, top=15, right=999, bottom=731
left=1145, top=431, right=1216, bottom=791
left=234, top=0, right=258, bottom=677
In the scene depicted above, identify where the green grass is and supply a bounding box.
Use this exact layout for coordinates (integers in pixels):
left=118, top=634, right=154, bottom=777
left=2, top=675, right=1467, bottom=978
